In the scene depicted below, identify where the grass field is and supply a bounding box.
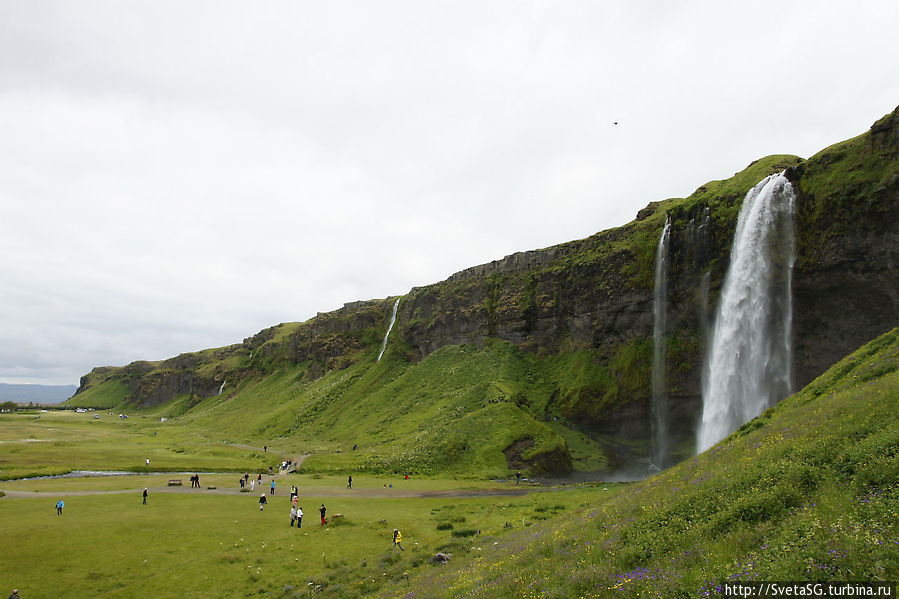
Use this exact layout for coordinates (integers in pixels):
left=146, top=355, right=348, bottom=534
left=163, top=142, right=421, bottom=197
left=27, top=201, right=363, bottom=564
left=0, top=410, right=272, bottom=480
left=3, top=329, right=898, bottom=597
left=0, top=471, right=609, bottom=598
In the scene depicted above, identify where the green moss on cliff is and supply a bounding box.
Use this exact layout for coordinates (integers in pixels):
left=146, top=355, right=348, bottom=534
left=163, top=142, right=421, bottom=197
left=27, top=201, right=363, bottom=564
left=65, top=379, right=131, bottom=409
left=791, top=108, right=899, bottom=267
left=548, top=338, right=651, bottom=423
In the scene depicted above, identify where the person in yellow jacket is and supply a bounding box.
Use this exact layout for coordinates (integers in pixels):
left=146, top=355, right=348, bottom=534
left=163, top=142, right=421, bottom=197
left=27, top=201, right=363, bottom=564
left=393, top=528, right=405, bottom=551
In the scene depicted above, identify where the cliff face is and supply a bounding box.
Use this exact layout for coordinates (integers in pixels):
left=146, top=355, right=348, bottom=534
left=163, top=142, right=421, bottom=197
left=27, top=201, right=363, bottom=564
left=393, top=107, right=899, bottom=462
left=70, top=106, right=899, bottom=473
left=790, top=107, right=899, bottom=386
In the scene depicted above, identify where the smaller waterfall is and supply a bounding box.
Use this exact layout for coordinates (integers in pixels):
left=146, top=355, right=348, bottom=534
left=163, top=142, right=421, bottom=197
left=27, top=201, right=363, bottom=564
left=377, top=298, right=401, bottom=362
left=218, top=380, right=226, bottom=395
left=650, top=216, right=672, bottom=471
left=699, top=270, right=711, bottom=342
left=698, top=173, right=796, bottom=452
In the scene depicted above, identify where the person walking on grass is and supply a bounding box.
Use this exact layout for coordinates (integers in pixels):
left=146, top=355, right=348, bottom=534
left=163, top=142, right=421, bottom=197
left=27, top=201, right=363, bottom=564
left=270, top=479, right=276, bottom=495
left=393, top=529, right=405, bottom=551
left=8, top=589, right=19, bottom=599
left=290, top=505, right=297, bottom=527
left=319, top=504, right=327, bottom=526
left=347, top=475, right=352, bottom=489
left=56, top=499, right=64, bottom=515
left=296, top=506, right=303, bottom=528
left=259, top=493, right=267, bottom=511
left=142, top=488, right=148, bottom=505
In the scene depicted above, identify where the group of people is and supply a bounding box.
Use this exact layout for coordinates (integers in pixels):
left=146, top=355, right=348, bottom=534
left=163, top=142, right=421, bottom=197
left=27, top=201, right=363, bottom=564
left=46, top=467, right=412, bottom=565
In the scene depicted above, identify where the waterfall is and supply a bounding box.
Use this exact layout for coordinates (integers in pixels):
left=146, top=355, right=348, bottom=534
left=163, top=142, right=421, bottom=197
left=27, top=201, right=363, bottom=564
left=697, top=173, right=796, bottom=452
left=377, top=298, right=401, bottom=362
left=218, top=380, right=226, bottom=395
left=650, top=216, right=672, bottom=471
left=699, top=270, right=711, bottom=340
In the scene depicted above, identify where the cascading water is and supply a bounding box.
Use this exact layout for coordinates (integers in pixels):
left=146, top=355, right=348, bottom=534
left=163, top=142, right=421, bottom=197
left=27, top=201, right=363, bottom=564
left=218, top=380, right=226, bottom=395
left=697, top=173, right=796, bottom=452
left=650, top=216, right=672, bottom=471
left=377, top=298, right=401, bottom=362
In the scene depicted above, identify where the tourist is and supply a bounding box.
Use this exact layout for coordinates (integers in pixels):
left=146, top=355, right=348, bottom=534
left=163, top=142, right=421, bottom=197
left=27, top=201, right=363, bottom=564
left=347, top=475, right=352, bottom=489
left=296, top=506, right=303, bottom=528
left=270, top=479, right=276, bottom=495
left=56, top=498, right=64, bottom=515
left=319, top=504, right=327, bottom=526
left=8, top=589, right=19, bottom=599
left=142, top=488, right=148, bottom=505
left=239, top=477, right=245, bottom=488
left=393, top=529, right=405, bottom=551
left=259, top=494, right=267, bottom=510
left=250, top=478, right=255, bottom=492
left=290, top=505, right=297, bottom=527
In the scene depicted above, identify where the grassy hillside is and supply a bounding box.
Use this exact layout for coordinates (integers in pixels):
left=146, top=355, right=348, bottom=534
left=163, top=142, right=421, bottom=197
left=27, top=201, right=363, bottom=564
left=4, top=329, right=897, bottom=598
left=84, top=340, right=603, bottom=478
left=65, top=107, right=898, bottom=478
left=381, top=328, right=899, bottom=597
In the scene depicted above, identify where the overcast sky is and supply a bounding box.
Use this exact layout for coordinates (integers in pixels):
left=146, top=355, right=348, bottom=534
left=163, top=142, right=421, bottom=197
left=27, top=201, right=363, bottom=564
left=2, top=1, right=898, bottom=386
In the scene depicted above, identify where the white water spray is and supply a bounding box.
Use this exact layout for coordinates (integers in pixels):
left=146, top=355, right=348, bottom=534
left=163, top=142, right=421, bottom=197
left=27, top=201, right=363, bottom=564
left=377, top=298, right=400, bottom=362
left=650, top=216, right=672, bottom=471
left=698, top=173, right=796, bottom=452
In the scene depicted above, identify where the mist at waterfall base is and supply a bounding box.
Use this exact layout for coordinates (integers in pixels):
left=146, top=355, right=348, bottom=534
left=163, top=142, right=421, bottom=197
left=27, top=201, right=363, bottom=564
left=698, top=173, right=796, bottom=453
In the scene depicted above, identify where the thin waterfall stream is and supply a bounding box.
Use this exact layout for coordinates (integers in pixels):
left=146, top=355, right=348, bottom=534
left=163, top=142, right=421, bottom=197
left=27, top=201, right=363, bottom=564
left=650, top=216, right=671, bottom=471
left=377, top=298, right=401, bottom=362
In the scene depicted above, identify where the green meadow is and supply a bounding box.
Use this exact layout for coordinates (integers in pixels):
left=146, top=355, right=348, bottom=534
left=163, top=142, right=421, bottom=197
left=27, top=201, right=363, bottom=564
left=0, top=410, right=271, bottom=480
left=3, top=329, right=899, bottom=597
left=0, top=470, right=605, bottom=598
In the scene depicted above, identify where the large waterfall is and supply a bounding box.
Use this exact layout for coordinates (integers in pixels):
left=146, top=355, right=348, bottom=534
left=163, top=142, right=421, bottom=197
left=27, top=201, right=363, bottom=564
left=377, top=298, right=401, bottom=362
left=698, top=173, right=796, bottom=452
left=650, top=216, right=672, bottom=471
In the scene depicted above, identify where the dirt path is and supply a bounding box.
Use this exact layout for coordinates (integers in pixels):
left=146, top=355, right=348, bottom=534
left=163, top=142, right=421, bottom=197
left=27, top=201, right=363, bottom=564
left=0, top=483, right=546, bottom=500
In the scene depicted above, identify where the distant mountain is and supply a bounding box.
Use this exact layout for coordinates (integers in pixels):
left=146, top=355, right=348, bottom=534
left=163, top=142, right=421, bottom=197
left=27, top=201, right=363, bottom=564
left=0, top=383, right=77, bottom=404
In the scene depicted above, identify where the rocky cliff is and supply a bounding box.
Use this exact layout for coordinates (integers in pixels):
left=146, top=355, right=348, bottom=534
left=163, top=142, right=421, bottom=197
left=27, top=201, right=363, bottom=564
left=393, top=106, right=899, bottom=463
left=70, top=106, right=899, bottom=474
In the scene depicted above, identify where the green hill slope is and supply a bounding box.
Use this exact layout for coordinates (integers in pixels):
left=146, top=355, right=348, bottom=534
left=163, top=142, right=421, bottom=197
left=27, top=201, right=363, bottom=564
left=66, top=105, right=899, bottom=477
left=388, top=328, right=899, bottom=597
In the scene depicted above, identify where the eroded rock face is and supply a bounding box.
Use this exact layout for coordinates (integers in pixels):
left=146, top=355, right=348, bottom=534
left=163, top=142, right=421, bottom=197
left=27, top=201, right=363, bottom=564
left=393, top=107, right=899, bottom=462
left=128, top=371, right=207, bottom=407
left=72, top=107, right=899, bottom=473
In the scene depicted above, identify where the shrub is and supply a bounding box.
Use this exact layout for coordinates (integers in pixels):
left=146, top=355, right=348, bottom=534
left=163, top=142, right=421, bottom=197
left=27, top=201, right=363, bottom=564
left=451, top=528, right=478, bottom=538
